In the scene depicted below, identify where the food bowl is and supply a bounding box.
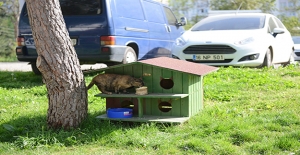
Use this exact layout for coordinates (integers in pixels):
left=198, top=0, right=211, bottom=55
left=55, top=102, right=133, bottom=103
left=107, top=108, right=133, bottom=118
left=135, top=86, right=148, bottom=95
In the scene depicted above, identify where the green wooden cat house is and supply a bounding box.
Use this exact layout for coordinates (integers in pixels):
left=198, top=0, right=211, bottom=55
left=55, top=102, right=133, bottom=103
left=94, top=57, right=218, bottom=123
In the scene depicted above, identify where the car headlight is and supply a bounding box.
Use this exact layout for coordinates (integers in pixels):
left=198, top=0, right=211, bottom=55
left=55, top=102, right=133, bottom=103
left=175, top=37, right=187, bottom=46
left=234, top=37, right=254, bottom=45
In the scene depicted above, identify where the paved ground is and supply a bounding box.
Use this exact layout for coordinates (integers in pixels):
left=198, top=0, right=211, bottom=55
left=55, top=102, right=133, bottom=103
left=0, top=62, right=107, bottom=72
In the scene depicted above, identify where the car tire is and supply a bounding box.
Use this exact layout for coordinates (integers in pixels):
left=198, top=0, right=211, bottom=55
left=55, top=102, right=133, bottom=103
left=261, top=48, right=273, bottom=68
left=122, top=47, right=137, bottom=64
left=283, top=50, right=295, bottom=67
left=31, top=62, right=41, bottom=75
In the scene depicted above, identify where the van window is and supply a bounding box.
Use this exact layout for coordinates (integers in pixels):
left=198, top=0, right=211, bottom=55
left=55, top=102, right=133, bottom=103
left=115, top=0, right=144, bottom=20
left=143, top=1, right=165, bottom=23
left=22, top=0, right=102, bottom=16
left=60, top=0, right=102, bottom=15
left=163, top=7, right=177, bottom=25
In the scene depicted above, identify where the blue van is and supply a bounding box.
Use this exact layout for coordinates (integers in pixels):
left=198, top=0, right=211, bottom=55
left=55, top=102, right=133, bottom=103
left=16, top=0, right=186, bottom=74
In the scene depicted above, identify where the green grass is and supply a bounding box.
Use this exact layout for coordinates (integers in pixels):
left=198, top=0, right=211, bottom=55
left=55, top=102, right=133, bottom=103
left=1, top=65, right=300, bottom=154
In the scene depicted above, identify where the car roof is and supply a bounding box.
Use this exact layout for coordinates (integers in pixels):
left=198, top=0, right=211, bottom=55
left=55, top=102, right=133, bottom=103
left=208, top=13, right=270, bottom=17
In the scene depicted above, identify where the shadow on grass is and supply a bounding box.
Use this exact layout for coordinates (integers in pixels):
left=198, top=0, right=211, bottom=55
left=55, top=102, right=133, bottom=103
left=0, top=71, right=43, bottom=89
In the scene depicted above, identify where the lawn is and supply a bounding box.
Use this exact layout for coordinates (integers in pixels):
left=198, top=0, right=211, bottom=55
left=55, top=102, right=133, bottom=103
left=0, top=65, right=300, bottom=155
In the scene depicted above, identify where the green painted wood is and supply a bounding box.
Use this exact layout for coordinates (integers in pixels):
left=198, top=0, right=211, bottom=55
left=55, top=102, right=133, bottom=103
left=151, top=98, right=161, bottom=116
left=133, top=64, right=143, bottom=78
left=181, top=74, right=189, bottom=116
left=152, top=67, right=163, bottom=93
left=162, top=69, right=173, bottom=94
left=96, top=114, right=190, bottom=123
left=123, top=65, right=133, bottom=76
left=113, top=66, right=125, bottom=75
left=142, top=65, right=153, bottom=115
left=171, top=71, right=183, bottom=116
left=141, top=64, right=153, bottom=93
left=95, top=93, right=189, bottom=98
left=171, top=99, right=181, bottom=116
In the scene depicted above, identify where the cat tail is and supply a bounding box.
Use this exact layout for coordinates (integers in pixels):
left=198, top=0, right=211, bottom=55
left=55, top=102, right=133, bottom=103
left=86, top=80, right=95, bottom=90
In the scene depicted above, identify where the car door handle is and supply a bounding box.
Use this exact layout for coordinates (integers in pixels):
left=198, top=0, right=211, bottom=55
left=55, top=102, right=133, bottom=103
left=165, top=25, right=171, bottom=33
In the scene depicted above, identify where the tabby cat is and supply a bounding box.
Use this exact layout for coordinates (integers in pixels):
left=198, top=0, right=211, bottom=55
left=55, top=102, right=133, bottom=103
left=87, top=73, right=144, bottom=94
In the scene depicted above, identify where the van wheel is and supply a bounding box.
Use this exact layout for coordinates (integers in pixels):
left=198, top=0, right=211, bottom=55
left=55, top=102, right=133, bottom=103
left=31, top=62, right=41, bottom=75
left=261, top=48, right=273, bottom=68
left=122, top=47, right=137, bottom=64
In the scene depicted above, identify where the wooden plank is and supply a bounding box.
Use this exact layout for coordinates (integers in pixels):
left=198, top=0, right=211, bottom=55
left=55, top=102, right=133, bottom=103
left=152, top=67, right=163, bottom=93
left=95, top=93, right=189, bottom=99
left=96, top=114, right=190, bottom=124
left=162, top=69, right=173, bottom=94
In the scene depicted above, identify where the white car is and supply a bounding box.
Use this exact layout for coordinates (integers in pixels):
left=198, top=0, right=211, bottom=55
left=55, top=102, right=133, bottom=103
left=292, top=36, right=300, bottom=61
left=172, top=13, right=295, bottom=67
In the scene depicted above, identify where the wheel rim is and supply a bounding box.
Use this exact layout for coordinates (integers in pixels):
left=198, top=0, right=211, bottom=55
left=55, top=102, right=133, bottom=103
left=125, top=51, right=136, bottom=63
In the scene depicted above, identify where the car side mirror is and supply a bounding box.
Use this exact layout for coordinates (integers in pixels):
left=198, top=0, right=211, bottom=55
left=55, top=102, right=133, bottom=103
left=176, top=17, right=187, bottom=26
left=272, top=28, right=285, bottom=37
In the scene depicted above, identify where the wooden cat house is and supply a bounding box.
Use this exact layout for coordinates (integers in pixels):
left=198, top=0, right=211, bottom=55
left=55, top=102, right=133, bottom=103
left=94, top=57, right=218, bottom=123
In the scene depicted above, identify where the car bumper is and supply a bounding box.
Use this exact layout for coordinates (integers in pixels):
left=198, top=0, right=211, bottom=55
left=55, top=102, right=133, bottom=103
left=172, top=43, right=267, bottom=67
left=16, top=45, right=127, bottom=63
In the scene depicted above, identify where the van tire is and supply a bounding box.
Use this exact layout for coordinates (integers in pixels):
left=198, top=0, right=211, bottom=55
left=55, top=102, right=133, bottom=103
left=31, top=62, right=41, bottom=75
left=122, top=47, right=137, bottom=64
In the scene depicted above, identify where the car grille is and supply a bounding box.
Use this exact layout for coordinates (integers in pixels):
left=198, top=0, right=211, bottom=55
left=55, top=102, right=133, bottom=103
left=186, top=59, right=233, bottom=63
left=183, top=45, right=236, bottom=54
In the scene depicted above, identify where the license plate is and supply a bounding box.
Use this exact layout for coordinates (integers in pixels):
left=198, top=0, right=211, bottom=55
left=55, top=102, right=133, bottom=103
left=193, top=54, right=224, bottom=60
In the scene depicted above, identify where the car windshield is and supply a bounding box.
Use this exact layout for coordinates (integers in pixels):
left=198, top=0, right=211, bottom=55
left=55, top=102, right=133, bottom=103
left=292, top=37, right=300, bottom=44
left=191, top=14, right=266, bottom=31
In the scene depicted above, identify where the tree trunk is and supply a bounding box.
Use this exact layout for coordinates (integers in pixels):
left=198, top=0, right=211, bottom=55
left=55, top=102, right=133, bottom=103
left=25, top=0, right=88, bottom=129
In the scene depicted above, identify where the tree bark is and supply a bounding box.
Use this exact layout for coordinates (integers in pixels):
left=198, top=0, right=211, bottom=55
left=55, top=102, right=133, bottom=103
left=25, top=0, right=88, bottom=129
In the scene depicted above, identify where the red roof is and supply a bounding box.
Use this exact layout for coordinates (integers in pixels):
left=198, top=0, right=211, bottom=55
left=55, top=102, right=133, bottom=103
left=139, top=57, right=218, bottom=76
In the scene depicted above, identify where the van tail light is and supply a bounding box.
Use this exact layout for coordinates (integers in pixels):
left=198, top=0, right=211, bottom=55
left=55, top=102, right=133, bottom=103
left=17, top=36, right=25, bottom=46
left=100, top=36, right=115, bottom=45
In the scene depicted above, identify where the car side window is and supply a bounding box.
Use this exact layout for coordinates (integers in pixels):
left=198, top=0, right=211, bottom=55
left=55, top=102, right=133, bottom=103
left=163, top=7, right=177, bottom=26
left=268, top=17, right=277, bottom=33
left=143, top=1, right=165, bottom=24
left=273, top=17, right=285, bottom=29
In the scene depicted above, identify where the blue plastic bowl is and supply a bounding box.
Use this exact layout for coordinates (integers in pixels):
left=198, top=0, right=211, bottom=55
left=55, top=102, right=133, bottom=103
left=107, top=108, right=133, bottom=118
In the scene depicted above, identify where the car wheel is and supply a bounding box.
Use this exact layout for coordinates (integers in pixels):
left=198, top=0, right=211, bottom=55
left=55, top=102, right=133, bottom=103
left=283, top=50, right=295, bottom=67
left=31, top=62, right=41, bottom=75
left=261, top=48, right=273, bottom=68
left=122, top=47, right=137, bottom=64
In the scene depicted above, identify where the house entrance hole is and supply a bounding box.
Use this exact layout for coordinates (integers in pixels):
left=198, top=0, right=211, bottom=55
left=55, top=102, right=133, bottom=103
left=158, top=101, right=172, bottom=112
left=160, top=78, right=174, bottom=89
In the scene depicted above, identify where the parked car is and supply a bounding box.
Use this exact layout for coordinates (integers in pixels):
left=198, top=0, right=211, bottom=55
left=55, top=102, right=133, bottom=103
left=171, top=13, right=295, bottom=68
left=292, top=36, right=300, bottom=61
left=16, top=0, right=186, bottom=74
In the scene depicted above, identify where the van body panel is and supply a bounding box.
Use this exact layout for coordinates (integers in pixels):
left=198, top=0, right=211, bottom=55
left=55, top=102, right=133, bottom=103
left=16, top=0, right=185, bottom=66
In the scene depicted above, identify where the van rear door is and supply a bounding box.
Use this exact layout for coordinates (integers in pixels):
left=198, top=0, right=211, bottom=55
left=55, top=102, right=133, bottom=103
left=60, top=0, right=109, bottom=59
left=18, top=0, right=111, bottom=62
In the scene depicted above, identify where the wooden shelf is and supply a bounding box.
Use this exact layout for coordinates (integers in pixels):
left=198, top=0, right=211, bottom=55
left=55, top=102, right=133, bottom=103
left=94, top=93, right=189, bottom=98
left=95, top=93, right=189, bottom=122
left=96, top=114, right=190, bottom=124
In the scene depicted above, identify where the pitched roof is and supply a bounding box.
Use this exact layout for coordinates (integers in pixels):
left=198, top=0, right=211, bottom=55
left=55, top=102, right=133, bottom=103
left=139, top=57, right=218, bottom=76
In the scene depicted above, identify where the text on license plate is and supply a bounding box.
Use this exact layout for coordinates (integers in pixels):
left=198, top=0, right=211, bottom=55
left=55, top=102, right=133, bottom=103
left=193, top=54, right=224, bottom=60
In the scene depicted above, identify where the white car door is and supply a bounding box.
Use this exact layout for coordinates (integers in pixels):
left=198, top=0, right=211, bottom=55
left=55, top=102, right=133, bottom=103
left=268, top=17, right=282, bottom=63
left=273, top=16, right=293, bottom=62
